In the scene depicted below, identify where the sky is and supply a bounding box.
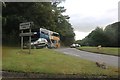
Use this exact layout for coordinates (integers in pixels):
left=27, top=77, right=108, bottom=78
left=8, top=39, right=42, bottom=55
left=59, top=0, right=119, bottom=40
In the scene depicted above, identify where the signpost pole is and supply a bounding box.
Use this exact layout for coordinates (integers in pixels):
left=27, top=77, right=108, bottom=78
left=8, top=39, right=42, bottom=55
left=29, top=29, right=31, bottom=54
left=21, top=30, right=23, bottom=50
left=19, top=22, right=33, bottom=54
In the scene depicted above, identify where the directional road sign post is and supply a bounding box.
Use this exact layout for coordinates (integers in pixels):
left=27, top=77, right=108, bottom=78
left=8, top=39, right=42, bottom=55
left=19, top=22, right=33, bottom=54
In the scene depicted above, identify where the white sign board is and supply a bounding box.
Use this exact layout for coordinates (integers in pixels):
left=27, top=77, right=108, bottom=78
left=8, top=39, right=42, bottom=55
left=19, top=22, right=31, bottom=30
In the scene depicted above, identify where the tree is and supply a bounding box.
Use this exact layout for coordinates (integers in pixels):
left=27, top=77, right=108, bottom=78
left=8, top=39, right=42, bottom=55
left=81, top=27, right=108, bottom=46
left=52, top=2, right=75, bottom=46
left=104, top=22, right=119, bottom=47
left=80, top=22, right=119, bottom=47
left=2, top=2, right=75, bottom=46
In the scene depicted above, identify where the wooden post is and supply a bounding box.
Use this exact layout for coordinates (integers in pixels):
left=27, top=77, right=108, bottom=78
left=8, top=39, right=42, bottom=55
left=21, top=30, right=23, bottom=50
left=29, top=29, right=31, bottom=54
left=20, top=22, right=33, bottom=54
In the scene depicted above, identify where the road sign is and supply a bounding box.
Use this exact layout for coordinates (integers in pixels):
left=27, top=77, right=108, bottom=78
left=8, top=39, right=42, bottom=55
left=19, top=22, right=32, bottom=30
left=19, top=32, right=33, bottom=37
left=19, top=22, right=34, bottom=54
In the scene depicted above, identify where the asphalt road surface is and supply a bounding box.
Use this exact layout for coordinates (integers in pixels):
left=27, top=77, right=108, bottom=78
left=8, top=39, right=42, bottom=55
left=54, top=48, right=119, bottom=67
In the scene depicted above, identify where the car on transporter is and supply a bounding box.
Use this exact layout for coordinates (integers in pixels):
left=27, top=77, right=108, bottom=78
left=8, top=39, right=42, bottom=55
left=23, top=38, right=48, bottom=49
left=24, top=28, right=60, bottom=49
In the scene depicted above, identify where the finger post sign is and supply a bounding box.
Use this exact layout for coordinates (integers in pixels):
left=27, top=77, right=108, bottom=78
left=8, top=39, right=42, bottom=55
left=19, top=22, right=33, bottom=54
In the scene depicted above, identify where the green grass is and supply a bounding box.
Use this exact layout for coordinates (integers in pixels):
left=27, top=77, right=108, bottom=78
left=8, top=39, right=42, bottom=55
left=2, top=47, right=119, bottom=77
left=77, top=47, right=119, bottom=56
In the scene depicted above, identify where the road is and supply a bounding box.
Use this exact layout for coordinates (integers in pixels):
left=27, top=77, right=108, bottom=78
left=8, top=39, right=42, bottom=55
left=54, top=48, right=119, bottom=67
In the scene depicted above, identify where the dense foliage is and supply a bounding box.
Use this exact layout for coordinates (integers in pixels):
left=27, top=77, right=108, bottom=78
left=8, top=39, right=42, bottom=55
left=2, top=2, right=75, bottom=46
left=76, top=22, right=119, bottom=47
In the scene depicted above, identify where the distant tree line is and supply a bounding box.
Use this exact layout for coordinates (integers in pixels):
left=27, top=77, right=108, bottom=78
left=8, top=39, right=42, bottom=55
left=2, top=2, right=75, bottom=46
left=75, top=22, right=120, bottom=47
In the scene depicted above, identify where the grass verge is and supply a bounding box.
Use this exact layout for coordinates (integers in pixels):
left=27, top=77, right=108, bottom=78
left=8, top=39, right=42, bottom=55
left=77, top=47, right=119, bottom=56
left=2, top=47, right=119, bottom=77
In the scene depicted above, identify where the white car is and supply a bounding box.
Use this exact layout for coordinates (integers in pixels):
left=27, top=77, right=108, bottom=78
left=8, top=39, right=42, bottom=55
left=70, top=44, right=81, bottom=48
left=24, top=38, right=48, bottom=49
left=75, top=44, right=81, bottom=47
left=31, top=38, right=47, bottom=45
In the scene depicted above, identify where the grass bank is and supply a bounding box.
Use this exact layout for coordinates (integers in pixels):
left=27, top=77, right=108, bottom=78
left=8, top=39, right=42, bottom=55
left=77, top=47, right=119, bottom=56
left=2, top=47, right=119, bottom=77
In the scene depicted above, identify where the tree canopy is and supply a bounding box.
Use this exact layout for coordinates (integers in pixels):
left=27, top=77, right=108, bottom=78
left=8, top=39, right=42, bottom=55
left=76, top=22, right=119, bottom=47
left=2, top=2, right=75, bottom=46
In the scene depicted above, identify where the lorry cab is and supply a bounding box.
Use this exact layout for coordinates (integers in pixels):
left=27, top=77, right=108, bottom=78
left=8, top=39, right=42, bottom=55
left=51, top=36, right=60, bottom=48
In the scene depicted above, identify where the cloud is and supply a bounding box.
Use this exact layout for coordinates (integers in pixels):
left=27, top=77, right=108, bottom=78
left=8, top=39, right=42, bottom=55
left=59, top=0, right=119, bottom=40
left=71, top=15, right=118, bottom=32
left=60, top=0, right=119, bottom=32
left=74, top=31, right=90, bottom=40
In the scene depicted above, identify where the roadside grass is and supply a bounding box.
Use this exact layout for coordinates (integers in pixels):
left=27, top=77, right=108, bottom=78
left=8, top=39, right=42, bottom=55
left=2, top=47, right=119, bottom=77
left=77, top=47, right=119, bottom=56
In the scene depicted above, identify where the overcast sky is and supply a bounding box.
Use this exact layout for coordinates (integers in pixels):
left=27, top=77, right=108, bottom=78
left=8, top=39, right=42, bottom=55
left=59, top=0, right=119, bottom=40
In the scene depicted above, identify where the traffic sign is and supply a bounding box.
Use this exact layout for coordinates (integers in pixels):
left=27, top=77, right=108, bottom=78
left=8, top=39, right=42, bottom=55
left=19, top=22, right=33, bottom=54
left=19, top=22, right=33, bottom=30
